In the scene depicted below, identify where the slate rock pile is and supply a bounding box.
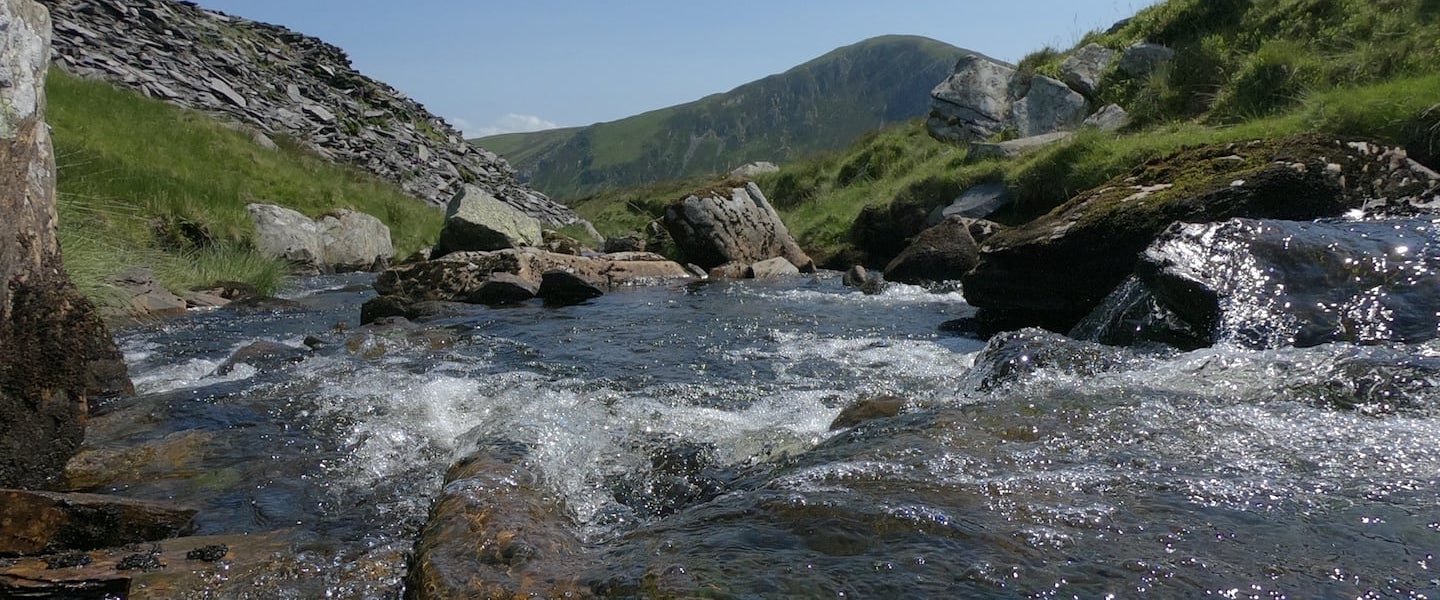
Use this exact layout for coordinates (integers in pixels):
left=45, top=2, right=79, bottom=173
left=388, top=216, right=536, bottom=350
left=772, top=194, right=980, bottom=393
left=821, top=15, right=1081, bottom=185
left=38, top=0, right=582, bottom=227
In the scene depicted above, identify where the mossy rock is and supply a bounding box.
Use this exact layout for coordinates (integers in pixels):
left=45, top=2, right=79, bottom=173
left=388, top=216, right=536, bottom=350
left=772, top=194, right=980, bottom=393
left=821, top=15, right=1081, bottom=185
left=962, top=135, right=1440, bottom=330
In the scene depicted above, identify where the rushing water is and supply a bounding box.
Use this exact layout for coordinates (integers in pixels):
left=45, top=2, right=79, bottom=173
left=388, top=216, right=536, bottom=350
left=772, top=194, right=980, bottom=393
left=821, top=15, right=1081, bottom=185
left=91, top=273, right=1440, bottom=598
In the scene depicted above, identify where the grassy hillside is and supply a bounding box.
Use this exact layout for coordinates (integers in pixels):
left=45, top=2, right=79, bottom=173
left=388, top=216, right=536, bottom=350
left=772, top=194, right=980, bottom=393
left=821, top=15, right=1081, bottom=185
left=473, top=35, right=966, bottom=200
left=577, top=0, right=1440, bottom=266
left=49, top=72, right=443, bottom=304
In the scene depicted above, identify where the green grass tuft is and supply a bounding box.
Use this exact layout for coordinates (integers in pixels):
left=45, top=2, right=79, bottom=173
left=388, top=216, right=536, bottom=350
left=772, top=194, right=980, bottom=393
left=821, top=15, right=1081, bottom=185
left=48, top=71, right=442, bottom=305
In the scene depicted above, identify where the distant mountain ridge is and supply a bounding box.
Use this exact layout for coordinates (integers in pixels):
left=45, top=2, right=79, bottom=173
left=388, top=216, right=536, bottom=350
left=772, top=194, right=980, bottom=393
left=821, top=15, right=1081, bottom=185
left=475, top=35, right=967, bottom=200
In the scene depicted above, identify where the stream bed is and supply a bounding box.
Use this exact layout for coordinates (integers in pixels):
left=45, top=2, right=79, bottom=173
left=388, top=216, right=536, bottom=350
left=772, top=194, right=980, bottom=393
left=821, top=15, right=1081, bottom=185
left=85, top=273, right=1439, bottom=598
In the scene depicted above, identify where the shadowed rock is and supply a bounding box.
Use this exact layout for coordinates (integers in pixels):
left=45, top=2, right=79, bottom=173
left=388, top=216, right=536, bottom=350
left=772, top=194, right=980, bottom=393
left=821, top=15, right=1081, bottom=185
left=0, top=490, right=196, bottom=556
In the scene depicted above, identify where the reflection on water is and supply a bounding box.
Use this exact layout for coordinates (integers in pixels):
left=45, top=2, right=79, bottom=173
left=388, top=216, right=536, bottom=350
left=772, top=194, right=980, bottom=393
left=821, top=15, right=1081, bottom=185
left=94, top=273, right=1439, bottom=598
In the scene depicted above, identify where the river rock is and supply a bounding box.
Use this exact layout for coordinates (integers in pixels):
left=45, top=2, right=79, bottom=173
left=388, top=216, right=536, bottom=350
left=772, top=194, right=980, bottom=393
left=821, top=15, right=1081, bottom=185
left=962, top=136, right=1440, bottom=331
left=603, top=234, right=645, bottom=254
left=248, top=203, right=323, bottom=267
left=319, top=209, right=394, bottom=271
left=539, top=270, right=605, bottom=304
left=962, top=328, right=1141, bottom=392
left=708, top=261, right=750, bottom=280
left=883, top=216, right=991, bottom=284
left=928, top=182, right=1012, bottom=224
left=829, top=395, right=907, bottom=430
left=0, top=490, right=196, bottom=556
left=111, top=268, right=188, bottom=317
left=1, top=0, right=132, bottom=489
left=472, top=272, right=539, bottom=305
left=1011, top=75, right=1089, bottom=138
left=407, top=439, right=591, bottom=599
left=747, top=257, right=801, bottom=279
left=842, top=265, right=888, bottom=295
left=371, top=248, right=692, bottom=311
left=1117, top=42, right=1175, bottom=77
left=926, top=51, right=1017, bottom=143
left=435, top=185, right=543, bottom=256
left=1134, top=218, right=1440, bottom=349
left=0, top=531, right=292, bottom=599
left=663, top=182, right=814, bottom=271
left=1059, top=43, right=1116, bottom=97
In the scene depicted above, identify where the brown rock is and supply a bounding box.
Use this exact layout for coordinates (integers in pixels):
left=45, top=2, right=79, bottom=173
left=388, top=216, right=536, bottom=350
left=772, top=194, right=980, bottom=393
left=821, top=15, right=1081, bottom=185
left=0, top=490, right=196, bottom=556
left=539, top=270, right=605, bottom=304
left=882, top=216, right=982, bottom=284
left=707, top=261, right=750, bottom=280
left=747, top=257, right=801, bottom=279
left=1, top=0, right=131, bottom=490
left=407, top=440, right=593, bottom=599
left=829, top=396, right=908, bottom=430
left=472, top=272, right=539, bottom=305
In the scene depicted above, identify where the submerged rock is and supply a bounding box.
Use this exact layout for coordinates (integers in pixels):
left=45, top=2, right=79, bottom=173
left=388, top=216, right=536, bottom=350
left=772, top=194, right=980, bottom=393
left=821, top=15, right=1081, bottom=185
left=962, top=328, right=1143, bottom=392
left=963, top=137, right=1440, bottom=331
left=663, top=182, right=814, bottom=271
left=1135, top=218, right=1440, bottom=349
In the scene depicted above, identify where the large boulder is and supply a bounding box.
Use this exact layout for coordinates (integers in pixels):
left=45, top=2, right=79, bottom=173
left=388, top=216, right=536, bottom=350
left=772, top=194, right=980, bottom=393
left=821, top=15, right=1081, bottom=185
left=1011, top=75, right=1089, bottom=138
left=1, top=0, right=131, bottom=490
left=248, top=203, right=323, bottom=266
left=1117, top=42, right=1176, bottom=78
left=406, top=439, right=591, bottom=599
left=1133, top=218, right=1440, bottom=349
left=883, top=216, right=985, bottom=284
left=962, top=137, right=1440, bottom=330
left=926, top=52, right=1017, bottom=143
left=663, top=182, right=814, bottom=271
left=319, top=209, right=394, bottom=271
left=1059, top=43, right=1116, bottom=97
left=435, top=185, right=543, bottom=256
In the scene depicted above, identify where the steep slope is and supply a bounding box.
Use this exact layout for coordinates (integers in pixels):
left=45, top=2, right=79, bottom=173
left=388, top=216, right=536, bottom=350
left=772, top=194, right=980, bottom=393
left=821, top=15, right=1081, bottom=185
left=475, top=35, right=966, bottom=200
left=37, top=0, right=580, bottom=227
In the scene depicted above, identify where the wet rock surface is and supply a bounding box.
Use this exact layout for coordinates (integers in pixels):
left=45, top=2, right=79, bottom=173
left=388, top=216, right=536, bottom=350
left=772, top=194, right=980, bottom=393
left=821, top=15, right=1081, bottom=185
left=37, top=0, right=583, bottom=227
left=1134, top=218, right=1440, bottom=349
left=962, top=137, right=1440, bottom=331
left=0, top=490, right=195, bottom=556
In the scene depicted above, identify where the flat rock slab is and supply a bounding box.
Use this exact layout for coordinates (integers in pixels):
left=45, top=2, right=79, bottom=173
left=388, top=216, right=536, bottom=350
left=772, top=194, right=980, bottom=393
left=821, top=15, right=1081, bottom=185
left=0, top=531, right=291, bottom=599
left=0, top=490, right=196, bottom=556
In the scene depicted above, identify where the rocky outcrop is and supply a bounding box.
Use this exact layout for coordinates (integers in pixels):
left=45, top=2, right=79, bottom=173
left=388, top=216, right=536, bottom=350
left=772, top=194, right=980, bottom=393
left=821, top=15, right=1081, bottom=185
left=1132, top=218, right=1440, bottom=349
left=663, top=182, right=815, bottom=271
left=883, top=216, right=992, bottom=284
left=434, top=185, right=543, bottom=256
left=1117, top=42, right=1176, bottom=78
left=37, top=0, right=583, bottom=228
left=730, top=161, right=779, bottom=178
left=926, top=42, right=1136, bottom=145
left=1059, top=43, right=1116, bottom=97
left=1, top=0, right=131, bottom=490
left=247, top=203, right=393, bottom=272
left=926, top=52, right=1017, bottom=143
left=1012, top=75, right=1089, bottom=138
left=962, top=137, right=1440, bottom=330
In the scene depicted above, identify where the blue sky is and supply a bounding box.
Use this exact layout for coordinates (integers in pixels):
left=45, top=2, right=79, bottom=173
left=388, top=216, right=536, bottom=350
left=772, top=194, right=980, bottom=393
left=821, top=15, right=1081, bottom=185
left=193, top=1, right=1155, bottom=137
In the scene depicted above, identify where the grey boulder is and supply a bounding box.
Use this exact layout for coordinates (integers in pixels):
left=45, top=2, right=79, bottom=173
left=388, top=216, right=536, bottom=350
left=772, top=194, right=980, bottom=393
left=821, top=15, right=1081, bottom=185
left=319, top=209, right=394, bottom=272
left=436, top=185, right=543, bottom=256
left=926, top=52, right=1017, bottom=143
left=248, top=203, right=323, bottom=266
left=1011, top=75, right=1089, bottom=138
left=928, top=183, right=1013, bottom=224
left=1058, top=43, right=1116, bottom=97
left=1118, top=42, right=1175, bottom=77
left=747, top=257, right=801, bottom=279
left=663, top=182, right=814, bottom=271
